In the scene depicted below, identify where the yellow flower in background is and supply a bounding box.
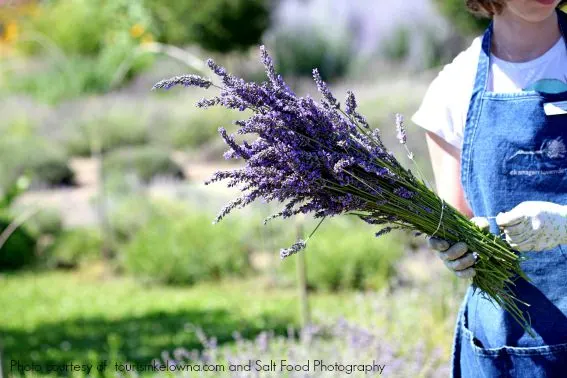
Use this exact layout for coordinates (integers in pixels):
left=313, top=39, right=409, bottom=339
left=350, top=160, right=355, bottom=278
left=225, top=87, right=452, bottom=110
left=0, top=21, right=17, bottom=56
left=562, top=3, right=567, bottom=13
left=3, top=21, right=19, bottom=43
left=130, top=24, right=145, bottom=38
left=141, top=33, right=154, bottom=45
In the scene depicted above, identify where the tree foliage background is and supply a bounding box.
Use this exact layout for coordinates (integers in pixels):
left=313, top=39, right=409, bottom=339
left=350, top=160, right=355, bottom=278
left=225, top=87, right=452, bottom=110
left=146, top=0, right=270, bottom=52
left=433, top=0, right=490, bottom=35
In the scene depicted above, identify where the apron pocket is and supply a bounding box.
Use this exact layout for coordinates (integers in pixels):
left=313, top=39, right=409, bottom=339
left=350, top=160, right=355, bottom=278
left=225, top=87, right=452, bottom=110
left=462, top=305, right=567, bottom=356
left=460, top=316, right=567, bottom=375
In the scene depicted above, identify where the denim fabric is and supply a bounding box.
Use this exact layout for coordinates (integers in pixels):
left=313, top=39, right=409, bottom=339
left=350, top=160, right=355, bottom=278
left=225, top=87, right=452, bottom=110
left=453, top=9, right=567, bottom=378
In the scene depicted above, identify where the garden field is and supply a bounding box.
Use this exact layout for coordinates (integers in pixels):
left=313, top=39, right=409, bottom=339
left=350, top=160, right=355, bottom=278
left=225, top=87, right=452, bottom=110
left=1, top=260, right=466, bottom=377
left=0, top=0, right=480, bottom=376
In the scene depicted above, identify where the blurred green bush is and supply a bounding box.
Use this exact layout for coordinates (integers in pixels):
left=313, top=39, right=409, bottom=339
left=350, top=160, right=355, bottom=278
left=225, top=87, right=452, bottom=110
left=265, top=25, right=352, bottom=81
left=108, top=195, right=162, bottom=244
left=103, top=146, right=184, bottom=184
left=64, top=112, right=150, bottom=157
left=0, top=215, right=37, bottom=271
left=381, top=26, right=411, bottom=63
left=145, top=0, right=269, bottom=52
left=23, top=1, right=103, bottom=56
left=154, top=106, right=236, bottom=149
left=44, top=228, right=102, bottom=269
left=0, top=175, right=29, bottom=211
left=60, top=102, right=236, bottom=156
left=4, top=49, right=151, bottom=104
left=20, top=0, right=153, bottom=56
left=6, top=0, right=270, bottom=102
left=24, top=208, right=63, bottom=237
left=0, top=117, right=37, bottom=140
left=380, top=23, right=464, bottom=71
left=433, top=0, right=489, bottom=35
left=0, top=179, right=37, bottom=271
left=0, top=137, right=74, bottom=191
left=8, top=0, right=154, bottom=103
left=281, top=219, right=405, bottom=291
left=122, top=202, right=252, bottom=285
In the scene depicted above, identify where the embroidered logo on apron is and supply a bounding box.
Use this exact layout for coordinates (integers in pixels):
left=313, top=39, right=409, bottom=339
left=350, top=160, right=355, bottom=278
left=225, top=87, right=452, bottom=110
left=505, top=137, right=567, bottom=176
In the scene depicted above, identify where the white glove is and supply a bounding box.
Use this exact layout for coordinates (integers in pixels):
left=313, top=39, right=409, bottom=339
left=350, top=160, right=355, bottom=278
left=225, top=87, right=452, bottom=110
left=496, top=201, right=567, bottom=252
left=428, top=217, right=490, bottom=279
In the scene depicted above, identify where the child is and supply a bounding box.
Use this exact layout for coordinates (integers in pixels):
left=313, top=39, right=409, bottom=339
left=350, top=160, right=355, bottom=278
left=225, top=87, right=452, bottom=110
left=412, top=1, right=567, bottom=376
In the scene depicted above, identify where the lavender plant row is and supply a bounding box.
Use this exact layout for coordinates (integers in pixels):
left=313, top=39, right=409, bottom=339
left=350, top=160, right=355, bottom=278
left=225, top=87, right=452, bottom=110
left=153, top=47, right=531, bottom=333
left=152, top=319, right=450, bottom=377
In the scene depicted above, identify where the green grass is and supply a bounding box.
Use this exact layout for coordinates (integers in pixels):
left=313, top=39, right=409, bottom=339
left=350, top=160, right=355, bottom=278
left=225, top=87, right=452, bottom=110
left=0, top=256, right=466, bottom=377
left=0, top=267, right=350, bottom=375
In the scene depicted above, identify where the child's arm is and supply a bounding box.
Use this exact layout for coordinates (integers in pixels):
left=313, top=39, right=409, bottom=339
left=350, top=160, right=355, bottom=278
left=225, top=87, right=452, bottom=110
left=425, top=131, right=473, bottom=218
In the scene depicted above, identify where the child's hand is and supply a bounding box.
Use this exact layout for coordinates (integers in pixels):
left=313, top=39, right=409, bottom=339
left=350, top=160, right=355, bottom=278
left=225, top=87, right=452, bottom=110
left=496, top=201, right=567, bottom=252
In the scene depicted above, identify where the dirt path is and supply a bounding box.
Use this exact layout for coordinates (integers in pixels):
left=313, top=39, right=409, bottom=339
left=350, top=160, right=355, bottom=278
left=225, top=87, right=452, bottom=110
left=15, top=154, right=240, bottom=227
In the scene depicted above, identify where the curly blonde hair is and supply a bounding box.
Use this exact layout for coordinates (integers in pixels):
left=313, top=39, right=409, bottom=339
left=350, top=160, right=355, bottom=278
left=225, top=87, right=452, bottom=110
left=466, top=0, right=567, bottom=17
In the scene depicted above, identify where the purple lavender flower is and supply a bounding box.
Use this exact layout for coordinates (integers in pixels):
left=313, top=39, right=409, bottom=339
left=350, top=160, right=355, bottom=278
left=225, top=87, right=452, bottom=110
left=421, top=205, right=433, bottom=214
left=207, top=59, right=227, bottom=77
left=375, top=227, right=393, bottom=237
left=154, top=317, right=451, bottom=377
left=151, top=49, right=491, bottom=251
left=345, top=91, right=357, bottom=115
left=260, top=45, right=289, bottom=93
left=151, top=50, right=428, bottom=243
left=280, top=240, right=306, bottom=259
left=152, top=75, right=212, bottom=90
left=344, top=90, right=372, bottom=131
left=395, top=113, right=407, bottom=144
left=197, top=97, right=221, bottom=108
left=218, top=127, right=251, bottom=160
left=312, top=68, right=339, bottom=108
left=393, top=187, right=414, bottom=199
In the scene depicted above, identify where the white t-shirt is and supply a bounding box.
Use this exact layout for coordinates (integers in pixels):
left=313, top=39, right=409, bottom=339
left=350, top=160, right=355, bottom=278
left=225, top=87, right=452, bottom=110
left=412, top=36, right=567, bottom=150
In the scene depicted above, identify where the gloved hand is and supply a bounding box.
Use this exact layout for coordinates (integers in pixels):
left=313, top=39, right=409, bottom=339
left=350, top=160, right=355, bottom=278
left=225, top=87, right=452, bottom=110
left=428, top=217, right=490, bottom=279
left=496, top=201, right=567, bottom=252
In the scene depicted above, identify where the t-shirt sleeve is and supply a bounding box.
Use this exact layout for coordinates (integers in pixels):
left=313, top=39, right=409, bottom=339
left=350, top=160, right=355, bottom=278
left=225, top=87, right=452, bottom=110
left=411, top=37, right=481, bottom=150
left=411, top=71, right=463, bottom=150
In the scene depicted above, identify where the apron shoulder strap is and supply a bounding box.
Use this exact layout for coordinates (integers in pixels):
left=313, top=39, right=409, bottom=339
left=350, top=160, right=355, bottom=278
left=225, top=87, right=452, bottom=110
left=470, top=24, right=492, bottom=97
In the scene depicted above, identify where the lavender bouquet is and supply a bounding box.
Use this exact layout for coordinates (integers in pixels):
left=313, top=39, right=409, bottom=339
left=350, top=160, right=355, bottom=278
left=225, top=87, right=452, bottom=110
left=153, top=47, right=531, bottom=333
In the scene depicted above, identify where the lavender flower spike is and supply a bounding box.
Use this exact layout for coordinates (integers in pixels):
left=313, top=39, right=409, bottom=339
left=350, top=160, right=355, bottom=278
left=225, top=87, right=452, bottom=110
left=207, top=58, right=227, bottom=77
left=345, top=90, right=371, bottom=130
left=260, top=45, right=285, bottom=89
left=375, top=227, right=393, bottom=237
left=280, top=240, right=307, bottom=259
left=313, top=69, right=339, bottom=108
left=395, top=113, right=407, bottom=144
left=345, top=91, right=357, bottom=115
left=152, top=75, right=212, bottom=90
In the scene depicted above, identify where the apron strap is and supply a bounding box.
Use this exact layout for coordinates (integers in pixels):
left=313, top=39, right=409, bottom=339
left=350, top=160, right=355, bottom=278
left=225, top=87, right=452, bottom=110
left=470, top=24, right=492, bottom=97
left=463, top=25, right=491, bottom=138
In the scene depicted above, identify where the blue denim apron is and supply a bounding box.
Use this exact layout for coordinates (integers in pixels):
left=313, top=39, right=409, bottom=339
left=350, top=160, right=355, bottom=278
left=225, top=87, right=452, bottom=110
left=453, top=10, right=567, bottom=377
